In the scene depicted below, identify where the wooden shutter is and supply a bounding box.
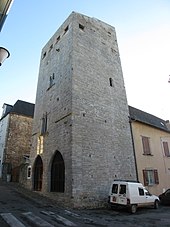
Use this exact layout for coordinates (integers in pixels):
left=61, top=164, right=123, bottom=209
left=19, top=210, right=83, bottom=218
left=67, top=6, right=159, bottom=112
left=163, top=141, right=170, bottom=157
left=143, top=170, right=149, bottom=186
left=154, top=169, right=159, bottom=184
left=142, top=136, right=151, bottom=155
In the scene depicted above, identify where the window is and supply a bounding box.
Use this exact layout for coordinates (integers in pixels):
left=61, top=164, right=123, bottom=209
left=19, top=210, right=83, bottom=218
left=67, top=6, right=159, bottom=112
left=163, top=141, right=170, bottom=157
left=63, top=25, right=69, bottom=35
left=112, top=184, right=118, bottom=194
left=119, top=185, right=126, bottom=194
left=138, top=187, right=144, bottom=196
left=56, top=36, right=60, bottom=44
left=109, top=78, right=113, bottom=87
left=49, top=73, right=55, bottom=88
left=79, top=24, right=85, bottom=30
left=143, top=169, right=159, bottom=186
left=42, top=51, right=46, bottom=59
left=27, top=166, right=31, bottom=179
left=142, top=136, right=151, bottom=155
left=41, top=113, right=47, bottom=135
left=49, top=44, right=53, bottom=52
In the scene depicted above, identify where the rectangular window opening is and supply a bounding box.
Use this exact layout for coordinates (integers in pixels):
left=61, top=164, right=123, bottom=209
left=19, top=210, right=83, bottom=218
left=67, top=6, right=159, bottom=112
left=63, top=25, right=69, bottom=35
left=143, top=169, right=159, bottom=186
left=56, top=36, right=60, bottom=44
left=49, top=73, right=55, bottom=88
left=79, top=24, right=85, bottom=30
left=109, top=78, right=113, bottom=87
left=49, top=44, right=53, bottom=52
left=41, top=113, right=48, bottom=135
left=42, top=52, right=46, bottom=59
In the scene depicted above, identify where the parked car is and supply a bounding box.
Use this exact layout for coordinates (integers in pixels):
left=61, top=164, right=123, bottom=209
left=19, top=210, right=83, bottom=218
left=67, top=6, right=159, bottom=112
left=108, top=180, right=160, bottom=213
left=159, top=189, right=170, bottom=205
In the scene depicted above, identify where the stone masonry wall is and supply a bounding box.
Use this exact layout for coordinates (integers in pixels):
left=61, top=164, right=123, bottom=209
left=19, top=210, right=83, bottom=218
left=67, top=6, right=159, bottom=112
left=4, top=114, right=33, bottom=182
left=29, top=13, right=74, bottom=202
left=29, top=12, right=137, bottom=208
left=70, top=13, right=137, bottom=207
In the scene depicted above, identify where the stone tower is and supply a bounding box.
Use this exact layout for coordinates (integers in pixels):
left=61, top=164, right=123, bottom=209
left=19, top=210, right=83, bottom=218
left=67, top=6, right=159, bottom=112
left=29, top=12, right=137, bottom=208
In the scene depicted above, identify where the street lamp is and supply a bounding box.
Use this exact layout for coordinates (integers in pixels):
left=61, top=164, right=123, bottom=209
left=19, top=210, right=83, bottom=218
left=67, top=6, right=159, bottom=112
left=0, top=47, right=10, bottom=66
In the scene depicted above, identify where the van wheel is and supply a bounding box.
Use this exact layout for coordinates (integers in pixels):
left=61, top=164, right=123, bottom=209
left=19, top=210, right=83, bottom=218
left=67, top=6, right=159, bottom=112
left=154, top=200, right=159, bottom=209
left=130, top=204, right=137, bottom=214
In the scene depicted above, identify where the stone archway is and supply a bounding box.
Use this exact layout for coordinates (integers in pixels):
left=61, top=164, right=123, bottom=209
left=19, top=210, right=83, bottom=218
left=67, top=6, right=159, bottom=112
left=33, top=155, right=43, bottom=191
left=51, top=151, right=65, bottom=192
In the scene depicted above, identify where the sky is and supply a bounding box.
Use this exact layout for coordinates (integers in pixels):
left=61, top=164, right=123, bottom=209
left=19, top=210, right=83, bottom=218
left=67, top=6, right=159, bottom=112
left=0, top=0, right=170, bottom=120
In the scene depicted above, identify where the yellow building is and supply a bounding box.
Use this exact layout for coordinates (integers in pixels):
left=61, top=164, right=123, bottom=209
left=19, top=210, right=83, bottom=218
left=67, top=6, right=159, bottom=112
left=129, top=106, right=170, bottom=196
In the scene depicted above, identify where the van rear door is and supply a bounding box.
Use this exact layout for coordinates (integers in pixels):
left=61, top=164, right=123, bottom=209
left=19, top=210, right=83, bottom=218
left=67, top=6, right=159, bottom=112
left=110, top=183, right=127, bottom=205
left=117, top=184, right=127, bottom=205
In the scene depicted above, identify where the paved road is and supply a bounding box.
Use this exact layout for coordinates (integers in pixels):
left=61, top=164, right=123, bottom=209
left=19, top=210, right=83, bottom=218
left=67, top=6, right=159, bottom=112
left=0, top=181, right=170, bottom=226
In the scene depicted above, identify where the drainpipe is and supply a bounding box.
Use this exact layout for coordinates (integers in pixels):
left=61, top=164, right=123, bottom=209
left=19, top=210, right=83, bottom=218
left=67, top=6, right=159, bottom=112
left=129, top=117, right=139, bottom=182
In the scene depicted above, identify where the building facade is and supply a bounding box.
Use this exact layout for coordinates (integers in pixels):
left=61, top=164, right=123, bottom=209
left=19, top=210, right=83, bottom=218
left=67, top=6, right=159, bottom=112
left=129, top=106, right=170, bottom=196
left=29, top=12, right=137, bottom=208
left=0, top=100, right=34, bottom=182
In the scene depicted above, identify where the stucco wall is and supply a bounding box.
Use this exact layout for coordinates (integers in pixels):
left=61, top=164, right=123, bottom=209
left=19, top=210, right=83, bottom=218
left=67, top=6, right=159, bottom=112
left=131, top=121, right=170, bottom=195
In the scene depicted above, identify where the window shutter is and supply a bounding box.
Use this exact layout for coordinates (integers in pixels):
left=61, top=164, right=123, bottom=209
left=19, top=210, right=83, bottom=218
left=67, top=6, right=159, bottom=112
left=154, top=169, right=159, bottom=184
left=142, top=137, right=151, bottom=155
left=143, top=170, right=148, bottom=186
left=163, top=141, right=170, bottom=157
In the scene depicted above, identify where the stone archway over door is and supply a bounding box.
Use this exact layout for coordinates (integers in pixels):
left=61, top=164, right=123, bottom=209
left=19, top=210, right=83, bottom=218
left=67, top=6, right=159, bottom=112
left=51, top=151, right=65, bottom=192
left=33, top=155, right=43, bottom=191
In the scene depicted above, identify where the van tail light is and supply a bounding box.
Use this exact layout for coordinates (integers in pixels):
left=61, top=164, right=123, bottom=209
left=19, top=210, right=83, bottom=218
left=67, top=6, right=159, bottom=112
left=127, top=198, right=130, bottom=205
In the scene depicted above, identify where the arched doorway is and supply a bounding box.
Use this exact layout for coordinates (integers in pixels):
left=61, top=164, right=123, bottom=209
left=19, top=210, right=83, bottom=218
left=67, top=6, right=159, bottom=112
left=33, top=155, right=43, bottom=191
left=51, top=151, right=65, bottom=192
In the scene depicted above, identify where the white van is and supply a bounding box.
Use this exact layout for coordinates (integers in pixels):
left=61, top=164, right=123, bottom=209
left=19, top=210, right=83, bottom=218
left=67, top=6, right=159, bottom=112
left=108, top=180, right=159, bottom=213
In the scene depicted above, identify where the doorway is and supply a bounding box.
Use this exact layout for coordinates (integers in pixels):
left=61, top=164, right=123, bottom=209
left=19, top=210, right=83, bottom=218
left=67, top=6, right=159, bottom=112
left=51, top=151, right=65, bottom=192
left=33, top=155, right=43, bottom=191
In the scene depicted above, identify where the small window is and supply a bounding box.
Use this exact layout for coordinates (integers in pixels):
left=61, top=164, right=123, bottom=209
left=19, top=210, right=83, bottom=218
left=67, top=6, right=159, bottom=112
left=163, top=141, right=170, bottom=157
left=109, top=78, right=113, bottom=87
left=49, top=73, right=55, bottom=88
left=56, top=36, right=60, bottom=44
left=119, top=185, right=126, bottom=194
left=143, top=169, right=159, bottom=186
left=138, top=187, right=144, bottom=196
left=49, top=44, right=53, bottom=52
left=27, top=166, right=31, bottom=179
left=42, top=52, right=46, bottom=59
left=112, top=184, right=118, bottom=194
left=79, top=24, right=85, bottom=30
left=142, top=136, right=151, bottom=155
left=41, top=113, right=48, bottom=135
left=64, top=25, right=69, bottom=34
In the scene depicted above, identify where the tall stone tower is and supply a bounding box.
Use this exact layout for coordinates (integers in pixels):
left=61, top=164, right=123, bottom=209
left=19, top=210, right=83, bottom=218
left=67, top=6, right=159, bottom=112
left=29, top=12, right=137, bottom=208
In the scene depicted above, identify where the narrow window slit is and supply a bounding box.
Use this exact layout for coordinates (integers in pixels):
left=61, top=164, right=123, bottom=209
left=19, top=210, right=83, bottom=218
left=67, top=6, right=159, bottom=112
left=109, top=78, right=113, bottom=87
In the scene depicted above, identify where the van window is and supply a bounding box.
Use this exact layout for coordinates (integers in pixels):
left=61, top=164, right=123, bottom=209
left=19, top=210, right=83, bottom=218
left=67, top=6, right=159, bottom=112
left=138, top=187, right=144, bottom=196
left=119, top=185, right=126, bottom=194
left=112, top=184, right=118, bottom=193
